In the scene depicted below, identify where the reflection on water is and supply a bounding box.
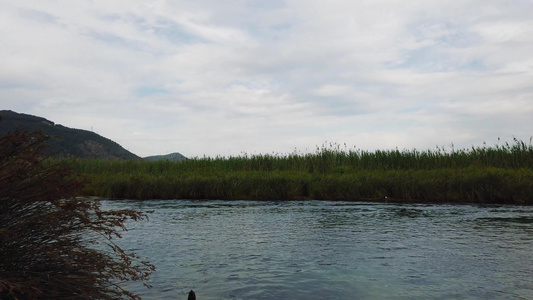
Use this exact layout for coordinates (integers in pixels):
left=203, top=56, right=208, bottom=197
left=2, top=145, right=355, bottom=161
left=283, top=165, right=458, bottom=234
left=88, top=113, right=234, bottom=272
left=101, top=200, right=533, bottom=300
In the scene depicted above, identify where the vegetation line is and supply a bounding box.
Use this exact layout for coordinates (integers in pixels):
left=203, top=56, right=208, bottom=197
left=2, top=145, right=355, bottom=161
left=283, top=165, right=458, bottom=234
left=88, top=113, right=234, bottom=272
left=61, top=140, right=533, bottom=205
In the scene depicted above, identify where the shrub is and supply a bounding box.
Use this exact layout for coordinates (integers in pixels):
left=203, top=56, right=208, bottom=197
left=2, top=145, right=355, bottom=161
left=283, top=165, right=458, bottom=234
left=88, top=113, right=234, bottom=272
left=0, top=130, right=154, bottom=300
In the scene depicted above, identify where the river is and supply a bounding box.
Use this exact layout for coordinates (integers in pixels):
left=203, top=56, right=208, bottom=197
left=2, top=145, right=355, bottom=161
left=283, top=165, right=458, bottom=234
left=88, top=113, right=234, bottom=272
left=100, top=200, right=533, bottom=299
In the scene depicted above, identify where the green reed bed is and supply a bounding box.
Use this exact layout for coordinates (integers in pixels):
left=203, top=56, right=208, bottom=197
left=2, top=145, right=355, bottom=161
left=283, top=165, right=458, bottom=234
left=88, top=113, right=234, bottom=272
left=59, top=139, right=533, bottom=204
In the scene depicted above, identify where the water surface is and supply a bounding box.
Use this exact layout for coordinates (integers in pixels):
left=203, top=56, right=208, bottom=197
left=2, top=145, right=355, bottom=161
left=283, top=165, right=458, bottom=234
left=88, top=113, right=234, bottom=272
left=101, top=200, right=533, bottom=299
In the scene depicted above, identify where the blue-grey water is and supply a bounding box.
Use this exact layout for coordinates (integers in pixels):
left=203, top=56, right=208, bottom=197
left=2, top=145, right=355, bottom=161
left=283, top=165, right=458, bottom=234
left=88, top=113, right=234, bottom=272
left=101, top=200, right=533, bottom=299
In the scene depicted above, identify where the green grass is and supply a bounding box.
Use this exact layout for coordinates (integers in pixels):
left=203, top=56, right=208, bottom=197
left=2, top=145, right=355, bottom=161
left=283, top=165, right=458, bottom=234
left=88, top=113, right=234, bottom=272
left=54, top=139, right=533, bottom=204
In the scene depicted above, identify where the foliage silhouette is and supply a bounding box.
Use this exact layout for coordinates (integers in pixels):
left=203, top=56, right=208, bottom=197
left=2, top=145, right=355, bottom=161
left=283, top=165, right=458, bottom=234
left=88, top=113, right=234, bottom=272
left=0, top=130, right=154, bottom=299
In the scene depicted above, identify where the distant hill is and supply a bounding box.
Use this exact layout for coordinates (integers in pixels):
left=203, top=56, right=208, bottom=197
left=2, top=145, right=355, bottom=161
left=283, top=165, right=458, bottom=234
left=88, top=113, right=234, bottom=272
left=144, top=152, right=187, bottom=161
left=0, top=110, right=139, bottom=160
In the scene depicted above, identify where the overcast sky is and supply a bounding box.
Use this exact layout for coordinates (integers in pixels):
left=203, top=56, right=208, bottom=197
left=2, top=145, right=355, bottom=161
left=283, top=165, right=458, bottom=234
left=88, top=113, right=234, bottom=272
left=1, top=1, right=532, bottom=157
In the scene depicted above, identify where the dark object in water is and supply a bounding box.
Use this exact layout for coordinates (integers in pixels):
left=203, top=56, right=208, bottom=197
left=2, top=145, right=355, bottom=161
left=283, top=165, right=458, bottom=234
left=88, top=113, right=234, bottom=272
left=188, top=290, right=196, bottom=300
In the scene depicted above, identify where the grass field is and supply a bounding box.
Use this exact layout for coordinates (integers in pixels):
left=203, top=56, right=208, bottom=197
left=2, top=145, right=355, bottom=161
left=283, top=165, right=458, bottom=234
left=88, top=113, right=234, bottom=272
left=57, top=139, right=533, bottom=204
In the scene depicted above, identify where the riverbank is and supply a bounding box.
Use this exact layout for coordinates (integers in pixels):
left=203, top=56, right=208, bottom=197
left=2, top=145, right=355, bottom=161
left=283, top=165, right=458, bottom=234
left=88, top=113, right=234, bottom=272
left=59, top=140, right=533, bottom=205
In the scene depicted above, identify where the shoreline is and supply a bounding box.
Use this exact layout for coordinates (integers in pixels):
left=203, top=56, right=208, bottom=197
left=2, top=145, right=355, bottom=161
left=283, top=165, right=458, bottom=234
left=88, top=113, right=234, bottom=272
left=100, top=197, right=531, bottom=207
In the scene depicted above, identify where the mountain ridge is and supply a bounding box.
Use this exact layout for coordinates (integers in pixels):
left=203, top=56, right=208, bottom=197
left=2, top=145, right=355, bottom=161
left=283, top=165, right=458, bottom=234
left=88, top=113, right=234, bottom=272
left=144, top=152, right=187, bottom=161
left=0, top=110, right=139, bottom=160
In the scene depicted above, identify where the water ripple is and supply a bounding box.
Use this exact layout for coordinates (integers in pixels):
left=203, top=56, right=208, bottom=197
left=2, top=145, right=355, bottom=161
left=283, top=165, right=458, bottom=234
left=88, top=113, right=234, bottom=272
left=102, top=200, right=533, bottom=300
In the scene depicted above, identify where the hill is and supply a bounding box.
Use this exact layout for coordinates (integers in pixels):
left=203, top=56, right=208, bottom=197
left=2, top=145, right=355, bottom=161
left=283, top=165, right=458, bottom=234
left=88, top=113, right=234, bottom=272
left=143, top=152, right=187, bottom=161
left=0, top=110, right=139, bottom=160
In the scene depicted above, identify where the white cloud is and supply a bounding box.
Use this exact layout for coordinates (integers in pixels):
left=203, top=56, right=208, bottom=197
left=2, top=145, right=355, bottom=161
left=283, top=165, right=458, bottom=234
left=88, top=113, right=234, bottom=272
left=1, top=0, right=532, bottom=157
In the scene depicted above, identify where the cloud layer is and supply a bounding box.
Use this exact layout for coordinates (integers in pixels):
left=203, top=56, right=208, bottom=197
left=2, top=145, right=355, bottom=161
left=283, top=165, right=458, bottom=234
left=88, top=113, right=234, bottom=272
left=1, top=0, right=532, bottom=157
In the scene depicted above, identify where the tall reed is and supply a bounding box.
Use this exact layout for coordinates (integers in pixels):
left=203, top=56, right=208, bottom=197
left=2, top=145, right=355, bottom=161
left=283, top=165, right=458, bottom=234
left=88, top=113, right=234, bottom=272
left=55, top=139, right=533, bottom=204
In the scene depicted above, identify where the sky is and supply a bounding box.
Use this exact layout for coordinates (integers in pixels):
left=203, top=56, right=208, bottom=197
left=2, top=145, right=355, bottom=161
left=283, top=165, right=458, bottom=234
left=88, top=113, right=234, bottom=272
left=1, top=0, right=532, bottom=158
